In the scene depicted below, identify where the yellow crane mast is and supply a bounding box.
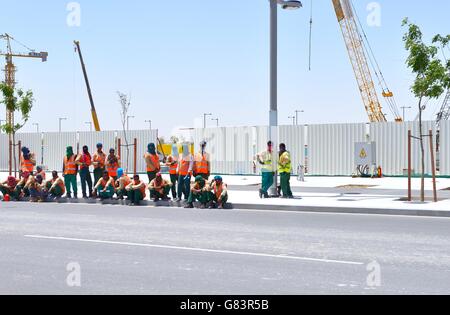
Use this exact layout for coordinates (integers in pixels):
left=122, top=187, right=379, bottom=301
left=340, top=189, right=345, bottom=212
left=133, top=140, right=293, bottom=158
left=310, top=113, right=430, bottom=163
left=332, top=0, right=401, bottom=123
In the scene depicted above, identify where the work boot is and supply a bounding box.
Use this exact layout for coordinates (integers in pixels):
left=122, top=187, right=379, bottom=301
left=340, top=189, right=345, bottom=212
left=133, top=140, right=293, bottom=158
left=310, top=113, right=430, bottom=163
left=218, top=203, right=224, bottom=209
left=199, top=203, right=206, bottom=209
left=259, top=189, right=263, bottom=199
left=263, top=192, right=269, bottom=199
left=152, top=197, right=160, bottom=202
left=162, top=196, right=170, bottom=201
left=74, top=193, right=78, bottom=199
left=66, top=193, right=72, bottom=199
left=184, top=203, right=194, bottom=209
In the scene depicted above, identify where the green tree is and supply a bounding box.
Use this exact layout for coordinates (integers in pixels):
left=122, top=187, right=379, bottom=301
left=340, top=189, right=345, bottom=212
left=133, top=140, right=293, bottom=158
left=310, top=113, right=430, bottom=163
left=0, top=83, right=34, bottom=174
left=402, top=18, right=450, bottom=201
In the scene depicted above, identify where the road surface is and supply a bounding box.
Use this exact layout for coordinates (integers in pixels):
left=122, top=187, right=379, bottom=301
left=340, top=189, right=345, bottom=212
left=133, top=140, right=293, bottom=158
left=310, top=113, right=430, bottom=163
left=1, top=202, right=450, bottom=295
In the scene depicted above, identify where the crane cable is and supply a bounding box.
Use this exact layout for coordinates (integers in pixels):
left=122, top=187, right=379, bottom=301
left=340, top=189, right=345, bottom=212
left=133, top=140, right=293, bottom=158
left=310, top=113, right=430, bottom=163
left=349, top=0, right=401, bottom=120
left=308, top=0, right=313, bottom=71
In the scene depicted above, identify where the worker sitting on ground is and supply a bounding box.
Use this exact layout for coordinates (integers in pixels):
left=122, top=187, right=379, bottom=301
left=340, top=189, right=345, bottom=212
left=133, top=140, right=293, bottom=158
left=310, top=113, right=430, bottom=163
left=93, top=171, right=115, bottom=200
left=185, top=175, right=209, bottom=209
left=20, top=147, right=36, bottom=174
left=14, top=171, right=32, bottom=200
left=148, top=172, right=172, bottom=202
left=0, top=176, right=20, bottom=201
left=28, top=174, right=47, bottom=202
left=126, top=175, right=146, bottom=206
left=208, top=176, right=228, bottom=209
left=44, top=171, right=66, bottom=200
left=36, top=166, right=46, bottom=180
left=144, top=143, right=161, bottom=183
left=106, top=148, right=120, bottom=181
left=63, top=146, right=78, bottom=199
left=115, top=168, right=131, bottom=200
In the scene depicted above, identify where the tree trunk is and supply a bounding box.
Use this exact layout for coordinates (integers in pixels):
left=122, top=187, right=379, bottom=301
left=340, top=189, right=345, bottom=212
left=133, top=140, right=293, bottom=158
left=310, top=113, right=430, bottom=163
left=13, top=132, right=17, bottom=177
left=418, top=97, right=425, bottom=202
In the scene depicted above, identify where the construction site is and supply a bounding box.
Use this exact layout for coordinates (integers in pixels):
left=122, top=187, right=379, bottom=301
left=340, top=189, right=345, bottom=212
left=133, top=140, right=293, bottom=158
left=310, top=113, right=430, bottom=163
left=1, top=0, right=450, bottom=297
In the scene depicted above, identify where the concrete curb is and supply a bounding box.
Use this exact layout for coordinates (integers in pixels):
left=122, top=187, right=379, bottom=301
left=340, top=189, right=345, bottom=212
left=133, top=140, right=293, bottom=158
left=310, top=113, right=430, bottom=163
left=43, top=198, right=450, bottom=218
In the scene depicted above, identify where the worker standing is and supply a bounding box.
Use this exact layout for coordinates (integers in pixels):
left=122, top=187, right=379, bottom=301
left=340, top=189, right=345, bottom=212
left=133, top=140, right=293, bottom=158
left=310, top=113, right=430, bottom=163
left=256, top=141, right=275, bottom=199
left=176, top=144, right=193, bottom=202
left=126, top=174, right=146, bottom=206
left=92, top=143, right=106, bottom=186
left=194, top=141, right=210, bottom=180
left=165, top=144, right=179, bottom=199
left=63, top=146, right=78, bottom=199
left=20, top=147, right=36, bottom=174
left=144, top=143, right=161, bottom=183
left=115, top=168, right=131, bottom=200
left=76, top=145, right=93, bottom=198
left=278, top=143, right=294, bottom=199
left=106, top=148, right=120, bottom=181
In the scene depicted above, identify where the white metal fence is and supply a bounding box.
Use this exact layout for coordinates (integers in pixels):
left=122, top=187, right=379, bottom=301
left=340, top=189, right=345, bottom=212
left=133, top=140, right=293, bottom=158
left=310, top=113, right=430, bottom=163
left=441, top=120, right=450, bottom=176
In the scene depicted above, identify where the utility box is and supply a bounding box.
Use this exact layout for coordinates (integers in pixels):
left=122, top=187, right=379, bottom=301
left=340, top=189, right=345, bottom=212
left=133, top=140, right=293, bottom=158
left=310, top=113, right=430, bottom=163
left=354, top=142, right=377, bottom=167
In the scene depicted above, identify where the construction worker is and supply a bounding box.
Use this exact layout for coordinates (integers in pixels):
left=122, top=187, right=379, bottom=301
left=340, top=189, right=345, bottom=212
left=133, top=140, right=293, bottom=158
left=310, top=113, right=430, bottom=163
left=144, top=143, right=161, bottom=183
left=36, top=166, right=46, bottom=180
left=148, top=172, right=172, bottom=201
left=14, top=171, right=32, bottom=200
left=76, top=145, right=93, bottom=198
left=0, top=176, right=19, bottom=201
left=106, top=148, right=120, bottom=181
left=165, top=143, right=179, bottom=199
left=63, top=146, right=78, bottom=198
left=115, top=168, right=131, bottom=200
left=256, top=141, right=276, bottom=199
left=278, top=143, right=294, bottom=199
left=126, top=174, right=146, bottom=206
left=20, top=147, right=36, bottom=174
left=93, top=171, right=115, bottom=200
left=208, top=176, right=228, bottom=209
left=176, top=144, right=193, bottom=202
left=92, top=143, right=106, bottom=186
left=194, top=141, right=210, bottom=180
left=185, top=175, right=209, bottom=209
left=44, top=171, right=66, bottom=200
left=28, top=174, right=46, bottom=202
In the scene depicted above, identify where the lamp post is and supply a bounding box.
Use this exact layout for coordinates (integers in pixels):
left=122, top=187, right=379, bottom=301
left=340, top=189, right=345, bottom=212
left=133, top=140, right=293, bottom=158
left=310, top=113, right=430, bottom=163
left=268, top=0, right=302, bottom=197
left=145, top=120, right=152, bottom=130
left=85, top=122, right=93, bottom=132
left=401, top=106, right=412, bottom=122
left=203, top=113, right=212, bottom=129
left=32, top=123, right=39, bottom=133
left=295, top=110, right=304, bottom=125
left=127, top=115, right=135, bottom=131
left=59, top=118, right=67, bottom=133
left=288, top=116, right=295, bottom=125
left=211, top=118, right=219, bottom=127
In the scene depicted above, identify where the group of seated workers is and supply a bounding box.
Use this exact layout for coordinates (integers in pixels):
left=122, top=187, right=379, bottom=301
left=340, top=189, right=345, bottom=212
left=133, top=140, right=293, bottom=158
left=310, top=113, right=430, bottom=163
left=1, top=168, right=229, bottom=209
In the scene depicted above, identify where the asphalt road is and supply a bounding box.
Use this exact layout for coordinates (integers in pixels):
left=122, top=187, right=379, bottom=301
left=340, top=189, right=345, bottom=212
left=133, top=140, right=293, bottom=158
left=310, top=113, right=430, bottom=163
left=1, top=202, right=450, bottom=295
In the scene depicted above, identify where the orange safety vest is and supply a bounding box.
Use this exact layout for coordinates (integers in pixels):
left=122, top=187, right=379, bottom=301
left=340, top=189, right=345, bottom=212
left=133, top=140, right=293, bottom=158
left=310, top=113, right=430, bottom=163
left=21, top=156, right=34, bottom=173
left=145, top=153, right=160, bottom=172
left=195, top=153, right=209, bottom=175
left=79, top=153, right=92, bottom=169
left=98, top=177, right=112, bottom=188
left=169, top=161, right=178, bottom=175
left=93, top=152, right=106, bottom=169
left=178, top=158, right=191, bottom=176
left=106, top=160, right=119, bottom=177
left=117, top=175, right=131, bottom=188
left=213, top=183, right=223, bottom=199
left=64, top=155, right=77, bottom=175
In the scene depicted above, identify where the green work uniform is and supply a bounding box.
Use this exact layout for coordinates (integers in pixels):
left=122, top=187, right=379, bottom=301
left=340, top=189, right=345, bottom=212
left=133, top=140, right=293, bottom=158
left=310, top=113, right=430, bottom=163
left=127, top=189, right=144, bottom=205
left=46, top=182, right=64, bottom=198
left=188, top=190, right=209, bottom=205
left=64, top=174, right=77, bottom=196
left=260, top=151, right=275, bottom=195
left=93, top=168, right=105, bottom=189
left=150, top=185, right=171, bottom=199
left=96, top=184, right=115, bottom=199
left=0, top=185, right=20, bottom=200
left=279, top=151, right=293, bottom=198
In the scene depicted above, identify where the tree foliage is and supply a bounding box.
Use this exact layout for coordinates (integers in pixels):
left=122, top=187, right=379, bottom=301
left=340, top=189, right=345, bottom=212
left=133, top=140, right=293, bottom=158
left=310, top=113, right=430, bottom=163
left=0, top=83, right=34, bottom=134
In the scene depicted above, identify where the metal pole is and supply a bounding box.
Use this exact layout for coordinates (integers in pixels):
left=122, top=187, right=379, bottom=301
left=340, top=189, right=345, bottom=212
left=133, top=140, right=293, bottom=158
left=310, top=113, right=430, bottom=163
left=408, top=130, right=412, bottom=201
left=429, top=130, right=438, bottom=202
left=145, top=120, right=152, bottom=130
left=295, top=110, right=304, bottom=125
left=134, top=138, right=138, bottom=176
left=9, top=140, right=12, bottom=175
left=269, top=0, right=278, bottom=197
left=17, top=140, right=21, bottom=178
left=203, top=113, right=212, bottom=129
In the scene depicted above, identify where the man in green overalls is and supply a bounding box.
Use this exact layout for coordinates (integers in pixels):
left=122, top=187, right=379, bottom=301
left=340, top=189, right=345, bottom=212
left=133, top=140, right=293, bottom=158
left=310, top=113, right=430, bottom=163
left=256, top=141, right=275, bottom=199
left=278, top=143, right=293, bottom=199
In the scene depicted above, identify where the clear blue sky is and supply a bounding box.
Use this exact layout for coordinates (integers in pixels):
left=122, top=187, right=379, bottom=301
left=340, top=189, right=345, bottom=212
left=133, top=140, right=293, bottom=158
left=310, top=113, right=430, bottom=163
left=1, top=0, right=449, bottom=137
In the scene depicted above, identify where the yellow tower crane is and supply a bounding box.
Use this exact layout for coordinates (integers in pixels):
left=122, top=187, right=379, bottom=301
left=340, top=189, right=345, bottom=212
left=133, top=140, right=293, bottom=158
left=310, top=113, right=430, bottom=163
left=331, top=0, right=402, bottom=122
left=0, top=33, right=48, bottom=131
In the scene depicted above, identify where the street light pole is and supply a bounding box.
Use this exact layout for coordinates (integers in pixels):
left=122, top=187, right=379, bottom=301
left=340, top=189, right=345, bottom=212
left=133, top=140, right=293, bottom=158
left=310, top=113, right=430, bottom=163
left=268, top=0, right=302, bottom=197
left=203, top=113, right=212, bottom=129
left=295, top=110, right=304, bottom=125
left=401, top=106, right=411, bottom=122
left=127, top=116, right=135, bottom=131
left=211, top=118, right=219, bottom=127
left=288, top=116, right=295, bottom=125
left=32, top=123, right=39, bottom=133
left=145, top=120, right=152, bottom=130
left=59, top=118, right=67, bottom=133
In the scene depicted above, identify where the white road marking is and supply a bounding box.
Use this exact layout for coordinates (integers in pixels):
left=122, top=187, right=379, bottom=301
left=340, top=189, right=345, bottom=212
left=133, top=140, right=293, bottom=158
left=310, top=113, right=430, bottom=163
left=24, top=234, right=364, bottom=266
